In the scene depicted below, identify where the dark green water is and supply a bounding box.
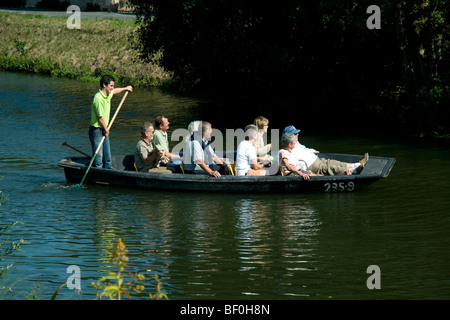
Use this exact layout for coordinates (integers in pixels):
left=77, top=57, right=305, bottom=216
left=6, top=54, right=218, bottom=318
left=1, top=71, right=450, bottom=300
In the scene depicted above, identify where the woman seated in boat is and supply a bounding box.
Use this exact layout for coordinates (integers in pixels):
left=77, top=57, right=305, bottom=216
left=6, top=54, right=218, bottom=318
left=134, top=122, right=175, bottom=174
left=253, top=116, right=272, bottom=165
left=236, top=125, right=272, bottom=176
left=184, top=121, right=225, bottom=177
left=279, top=132, right=322, bottom=180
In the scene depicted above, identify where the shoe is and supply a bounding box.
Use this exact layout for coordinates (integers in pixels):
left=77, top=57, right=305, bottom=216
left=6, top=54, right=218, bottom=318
left=361, top=153, right=369, bottom=167
left=357, top=153, right=369, bottom=173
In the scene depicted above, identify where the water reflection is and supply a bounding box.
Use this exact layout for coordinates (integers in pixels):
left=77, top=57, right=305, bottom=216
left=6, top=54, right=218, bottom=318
left=231, top=197, right=320, bottom=297
left=75, top=190, right=329, bottom=299
left=91, top=197, right=121, bottom=267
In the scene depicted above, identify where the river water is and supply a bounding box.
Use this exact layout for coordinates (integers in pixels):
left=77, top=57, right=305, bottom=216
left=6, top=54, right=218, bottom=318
left=1, top=70, right=450, bottom=300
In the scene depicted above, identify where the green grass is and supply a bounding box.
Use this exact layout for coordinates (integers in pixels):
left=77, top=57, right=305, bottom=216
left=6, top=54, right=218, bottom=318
left=0, top=12, right=171, bottom=87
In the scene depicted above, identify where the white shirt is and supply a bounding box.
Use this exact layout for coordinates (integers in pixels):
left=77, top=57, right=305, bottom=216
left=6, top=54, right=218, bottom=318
left=279, top=149, right=302, bottom=171
left=184, top=134, right=216, bottom=171
left=236, top=140, right=257, bottom=176
left=292, top=142, right=318, bottom=171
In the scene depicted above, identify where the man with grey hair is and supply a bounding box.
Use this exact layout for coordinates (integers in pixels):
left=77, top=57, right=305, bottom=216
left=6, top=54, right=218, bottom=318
left=134, top=122, right=174, bottom=173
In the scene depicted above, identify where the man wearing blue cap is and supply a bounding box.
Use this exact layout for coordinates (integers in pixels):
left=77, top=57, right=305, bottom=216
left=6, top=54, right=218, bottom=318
left=282, top=125, right=369, bottom=175
left=282, top=125, right=319, bottom=153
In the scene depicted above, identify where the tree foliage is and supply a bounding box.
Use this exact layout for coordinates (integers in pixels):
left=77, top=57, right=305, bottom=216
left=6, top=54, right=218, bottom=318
left=130, top=0, right=450, bottom=135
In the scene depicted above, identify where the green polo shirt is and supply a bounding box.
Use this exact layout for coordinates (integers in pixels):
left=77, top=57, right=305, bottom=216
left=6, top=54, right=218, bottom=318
left=153, top=129, right=170, bottom=152
left=90, top=90, right=113, bottom=128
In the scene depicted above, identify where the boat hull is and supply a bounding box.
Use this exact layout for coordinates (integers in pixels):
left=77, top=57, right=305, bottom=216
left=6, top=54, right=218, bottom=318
left=58, top=153, right=395, bottom=193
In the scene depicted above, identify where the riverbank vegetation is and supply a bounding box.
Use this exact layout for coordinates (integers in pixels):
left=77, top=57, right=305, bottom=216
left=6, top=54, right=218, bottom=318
left=130, top=0, right=450, bottom=138
left=0, top=11, right=170, bottom=87
left=0, top=220, right=24, bottom=299
left=91, top=238, right=168, bottom=300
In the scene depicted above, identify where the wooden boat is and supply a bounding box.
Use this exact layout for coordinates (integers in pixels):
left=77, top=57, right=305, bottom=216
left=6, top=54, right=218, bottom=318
left=58, top=153, right=395, bottom=193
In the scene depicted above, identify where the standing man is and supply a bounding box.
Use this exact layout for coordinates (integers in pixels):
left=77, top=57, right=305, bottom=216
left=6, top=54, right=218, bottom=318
left=89, top=75, right=133, bottom=169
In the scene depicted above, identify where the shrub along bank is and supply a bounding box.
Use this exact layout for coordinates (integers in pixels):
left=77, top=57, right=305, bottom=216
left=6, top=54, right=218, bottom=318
left=0, top=12, right=170, bottom=87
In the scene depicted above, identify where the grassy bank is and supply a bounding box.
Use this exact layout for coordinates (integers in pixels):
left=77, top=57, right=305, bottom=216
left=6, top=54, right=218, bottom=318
left=0, top=12, right=171, bottom=87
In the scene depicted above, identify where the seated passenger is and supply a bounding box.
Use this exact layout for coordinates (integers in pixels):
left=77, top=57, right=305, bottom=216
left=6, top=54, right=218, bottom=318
left=283, top=125, right=369, bottom=175
left=279, top=133, right=322, bottom=180
left=134, top=122, right=174, bottom=173
left=184, top=121, right=225, bottom=177
left=186, top=120, right=202, bottom=141
left=153, top=114, right=182, bottom=168
left=282, top=125, right=319, bottom=155
left=236, top=125, right=272, bottom=176
left=253, top=116, right=272, bottom=163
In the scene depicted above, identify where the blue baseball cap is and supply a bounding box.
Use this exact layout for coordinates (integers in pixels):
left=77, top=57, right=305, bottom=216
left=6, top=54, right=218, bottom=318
left=282, top=125, right=301, bottom=135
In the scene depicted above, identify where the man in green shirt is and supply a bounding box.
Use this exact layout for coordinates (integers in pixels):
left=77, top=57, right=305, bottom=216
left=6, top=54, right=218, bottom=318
left=153, top=115, right=182, bottom=166
left=89, top=75, right=132, bottom=169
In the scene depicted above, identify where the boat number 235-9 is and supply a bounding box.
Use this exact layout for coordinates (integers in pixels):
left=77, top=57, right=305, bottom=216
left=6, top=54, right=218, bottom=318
left=324, top=182, right=355, bottom=192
